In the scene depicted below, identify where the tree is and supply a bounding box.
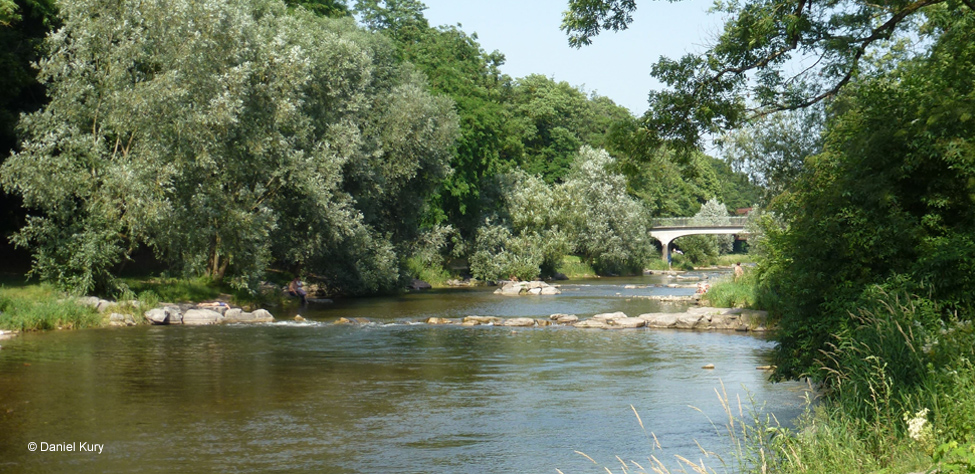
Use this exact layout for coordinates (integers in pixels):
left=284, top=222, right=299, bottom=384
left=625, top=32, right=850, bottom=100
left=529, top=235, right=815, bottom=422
left=561, top=146, right=653, bottom=274
left=0, top=0, right=58, bottom=248
left=718, top=107, right=824, bottom=204
left=505, top=74, right=632, bottom=183
left=759, top=10, right=975, bottom=379
left=283, top=0, right=349, bottom=17
left=1, top=0, right=458, bottom=294
left=561, top=0, right=975, bottom=146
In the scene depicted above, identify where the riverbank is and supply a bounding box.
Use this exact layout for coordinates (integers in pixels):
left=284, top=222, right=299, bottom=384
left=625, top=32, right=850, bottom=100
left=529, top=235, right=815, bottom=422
left=693, top=267, right=975, bottom=474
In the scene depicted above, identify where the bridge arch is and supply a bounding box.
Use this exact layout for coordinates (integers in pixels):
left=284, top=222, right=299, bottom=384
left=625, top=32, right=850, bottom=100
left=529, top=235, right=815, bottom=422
left=650, top=217, right=748, bottom=263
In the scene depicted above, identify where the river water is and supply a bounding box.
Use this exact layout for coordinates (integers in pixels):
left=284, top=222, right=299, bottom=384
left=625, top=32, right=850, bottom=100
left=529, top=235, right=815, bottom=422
left=0, top=273, right=808, bottom=473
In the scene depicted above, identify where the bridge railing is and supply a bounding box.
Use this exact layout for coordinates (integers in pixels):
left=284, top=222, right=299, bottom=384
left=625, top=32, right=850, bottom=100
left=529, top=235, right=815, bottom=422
left=651, top=216, right=749, bottom=228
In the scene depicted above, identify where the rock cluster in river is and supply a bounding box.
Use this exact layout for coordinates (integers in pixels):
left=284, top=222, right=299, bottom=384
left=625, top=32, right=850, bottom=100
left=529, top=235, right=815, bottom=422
left=330, top=306, right=768, bottom=331
left=144, top=304, right=275, bottom=325
left=493, top=280, right=561, bottom=296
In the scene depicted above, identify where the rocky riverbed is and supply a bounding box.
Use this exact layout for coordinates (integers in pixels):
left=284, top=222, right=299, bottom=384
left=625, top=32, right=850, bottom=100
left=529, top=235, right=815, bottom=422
left=334, top=306, right=769, bottom=331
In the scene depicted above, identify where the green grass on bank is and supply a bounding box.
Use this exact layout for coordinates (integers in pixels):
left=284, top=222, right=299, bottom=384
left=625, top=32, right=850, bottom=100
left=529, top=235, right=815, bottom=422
left=557, top=255, right=596, bottom=279
left=694, top=271, right=975, bottom=474
left=702, top=270, right=759, bottom=308
left=0, top=280, right=102, bottom=331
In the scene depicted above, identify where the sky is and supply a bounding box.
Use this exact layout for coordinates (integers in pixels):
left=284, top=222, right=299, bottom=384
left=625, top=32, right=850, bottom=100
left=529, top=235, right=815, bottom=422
left=418, top=0, right=726, bottom=116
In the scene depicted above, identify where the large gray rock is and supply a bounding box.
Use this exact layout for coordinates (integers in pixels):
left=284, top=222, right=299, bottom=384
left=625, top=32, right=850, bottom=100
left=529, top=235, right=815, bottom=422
left=674, top=313, right=706, bottom=329
left=223, top=308, right=274, bottom=323
left=164, top=306, right=183, bottom=325
left=145, top=308, right=169, bottom=325
left=573, top=319, right=611, bottom=329
left=607, top=317, right=646, bottom=328
left=503, top=318, right=536, bottom=327
left=425, top=317, right=454, bottom=325
left=592, top=311, right=629, bottom=322
left=409, top=279, right=432, bottom=290
left=638, top=313, right=680, bottom=328
left=494, top=283, right=525, bottom=295
left=182, top=309, right=223, bottom=326
left=463, top=316, right=503, bottom=325
left=549, top=314, right=579, bottom=324
left=493, top=280, right=561, bottom=295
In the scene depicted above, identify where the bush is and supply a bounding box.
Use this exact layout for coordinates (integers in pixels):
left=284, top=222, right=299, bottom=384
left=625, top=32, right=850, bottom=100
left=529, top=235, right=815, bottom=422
left=469, top=223, right=543, bottom=281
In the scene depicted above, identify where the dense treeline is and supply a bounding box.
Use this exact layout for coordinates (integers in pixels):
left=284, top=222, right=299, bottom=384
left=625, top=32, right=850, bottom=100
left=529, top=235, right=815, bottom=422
left=565, top=0, right=975, bottom=470
left=0, top=0, right=758, bottom=296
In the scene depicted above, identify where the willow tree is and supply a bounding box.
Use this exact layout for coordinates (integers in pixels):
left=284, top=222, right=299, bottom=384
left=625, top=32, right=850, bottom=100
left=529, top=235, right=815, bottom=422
left=1, top=0, right=457, bottom=294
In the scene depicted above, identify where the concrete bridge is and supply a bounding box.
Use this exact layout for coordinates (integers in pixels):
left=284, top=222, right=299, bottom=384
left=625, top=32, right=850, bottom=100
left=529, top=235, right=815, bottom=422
left=650, top=217, right=749, bottom=263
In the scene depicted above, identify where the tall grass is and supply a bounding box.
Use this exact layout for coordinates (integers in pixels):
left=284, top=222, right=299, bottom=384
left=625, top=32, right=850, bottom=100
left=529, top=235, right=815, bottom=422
left=558, top=255, right=597, bottom=278
left=122, top=276, right=220, bottom=303
left=703, top=271, right=760, bottom=309
left=0, top=291, right=101, bottom=331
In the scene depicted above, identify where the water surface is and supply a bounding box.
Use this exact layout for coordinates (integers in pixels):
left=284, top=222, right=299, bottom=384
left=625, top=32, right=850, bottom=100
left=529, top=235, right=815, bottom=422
left=0, top=272, right=807, bottom=473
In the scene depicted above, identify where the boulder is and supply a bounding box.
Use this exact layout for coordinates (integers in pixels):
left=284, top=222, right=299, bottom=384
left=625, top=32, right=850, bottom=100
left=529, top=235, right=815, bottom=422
left=607, top=317, right=646, bottom=328
left=503, top=318, right=536, bottom=327
left=182, top=309, right=223, bottom=326
left=549, top=314, right=579, bottom=324
left=409, top=279, right=432, bottom=290
left=463, top=316, right=503, bottom=325
left=592, top=312, right=629, bottom=322
left=224, top=308, right=274, bottom=323
left=425, top=317, right=454, bottom=325
left=540, top=286, right=561, bottom=295
left=164, top=306, right=183, bottom=325
left=294, top=315, right=306, bottom=322
left=334, top=317, right=353, bottom=325
left=527, top=288, right=542, bottom=295
left=535, top=319, right=552, bottom=327
left=638, top=313, right=680, bottom=328
left=675, top=313, right=706, bottom=329
left=573, top=319, right=611, bottom=329
left=145, top=308, right=169, bottom=325
left=494, top=284, right=524, bottom=295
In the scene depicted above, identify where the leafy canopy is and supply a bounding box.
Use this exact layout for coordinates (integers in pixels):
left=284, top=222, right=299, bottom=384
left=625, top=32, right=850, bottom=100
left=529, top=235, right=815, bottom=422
left=562, top=0, right=975, bottom=146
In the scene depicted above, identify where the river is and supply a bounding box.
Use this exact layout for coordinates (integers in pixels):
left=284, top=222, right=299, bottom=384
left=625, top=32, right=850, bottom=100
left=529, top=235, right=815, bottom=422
left=0, top=272, right=808, bottom=473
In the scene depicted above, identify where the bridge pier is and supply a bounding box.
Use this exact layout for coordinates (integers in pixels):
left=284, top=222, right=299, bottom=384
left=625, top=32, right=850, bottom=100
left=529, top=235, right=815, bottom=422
left=659, top=236, right=674, bottom=264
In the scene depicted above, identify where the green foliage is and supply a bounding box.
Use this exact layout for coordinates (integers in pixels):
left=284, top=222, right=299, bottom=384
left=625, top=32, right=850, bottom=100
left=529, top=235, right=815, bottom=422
left=555, top=255, right=596, bottom=279
left=760, top=11, right=975, bottom=379
left=703, top=271, right=759, bottom=308
left=1, top=0, right=458, bottom=296
left=561, top=0, right=974, bottom=147
left=505, top=74, right=632, bottom=183
left=933, top=441, right=975, bottom=474
left=284, top=0, right=348, bottom=17
left=468, top=222, right=543, bottom=282
left=719, top=108, right=824, bottom=204
left=123, top=278, right=220, bottom=304
left=0, top=291, right=100, bottom=331
left=560, top=146, right=653, bottom=274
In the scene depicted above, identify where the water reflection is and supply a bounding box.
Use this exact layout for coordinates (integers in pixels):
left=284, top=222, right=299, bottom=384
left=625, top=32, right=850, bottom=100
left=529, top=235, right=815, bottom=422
left=0, top=275, right=807, bottom=473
